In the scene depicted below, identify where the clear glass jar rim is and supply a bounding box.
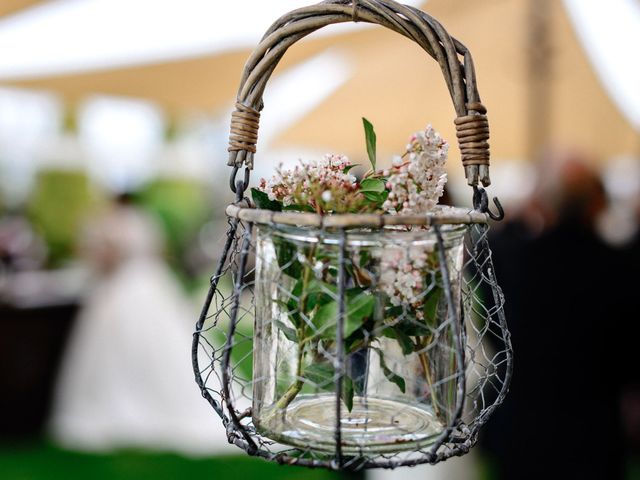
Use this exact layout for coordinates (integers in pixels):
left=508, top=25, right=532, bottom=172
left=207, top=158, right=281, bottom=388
left=227, top=204, right=488, bottom=230
left=259, top=222, right=467, bottom=247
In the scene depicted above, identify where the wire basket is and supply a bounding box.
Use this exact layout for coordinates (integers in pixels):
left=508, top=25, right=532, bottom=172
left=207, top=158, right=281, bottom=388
left=193, top=0, right=512, bottom=470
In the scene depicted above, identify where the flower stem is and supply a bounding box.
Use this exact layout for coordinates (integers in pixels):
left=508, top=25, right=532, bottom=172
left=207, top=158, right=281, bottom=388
left=275, top=343, right=305, bottom=409
left=273, top=244, right=317, bottom=410
left=417, top=336, right=441, bottom=418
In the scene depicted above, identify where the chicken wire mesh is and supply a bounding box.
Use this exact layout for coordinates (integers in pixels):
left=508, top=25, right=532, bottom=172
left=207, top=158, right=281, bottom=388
left=192, top=188, right=512, bottom=470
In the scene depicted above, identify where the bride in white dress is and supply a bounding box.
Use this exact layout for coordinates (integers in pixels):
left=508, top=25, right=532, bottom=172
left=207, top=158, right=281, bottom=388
left=49, top=199, right=233, bottom=456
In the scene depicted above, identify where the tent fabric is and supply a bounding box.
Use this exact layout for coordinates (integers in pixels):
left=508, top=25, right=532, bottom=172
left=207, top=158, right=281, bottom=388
left=1, top=0, right=637, bottom=165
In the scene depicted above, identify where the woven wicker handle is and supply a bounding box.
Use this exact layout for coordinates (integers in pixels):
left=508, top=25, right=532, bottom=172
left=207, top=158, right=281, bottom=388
left=227, top=0, right=491, bottom=187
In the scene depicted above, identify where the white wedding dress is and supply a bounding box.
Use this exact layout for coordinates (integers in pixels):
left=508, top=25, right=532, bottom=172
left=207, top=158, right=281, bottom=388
left=49, top=203, right=233, bottom=456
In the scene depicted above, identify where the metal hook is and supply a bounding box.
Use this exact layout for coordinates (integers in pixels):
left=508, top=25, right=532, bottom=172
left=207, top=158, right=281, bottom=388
left=229, top=166, right=251, bottom=194
left=473, top=186, right=505, bottom=221
left=488, top=196, right=505, bottom=221
left=234, top=181, right=246, bottom=203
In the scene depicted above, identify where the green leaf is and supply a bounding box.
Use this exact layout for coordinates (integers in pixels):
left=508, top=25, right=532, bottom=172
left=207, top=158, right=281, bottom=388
left=358, top=250, right=371, bottom=268
left=423, top=286, right=442, bottom=327
left=273, top=320, right=298, bottom=343
left=284, top=280, right=304, bottom=328
left=372, top=347, right=406, bottom=393
left=361, top=190, right=388, bottom=205
left=302, top=362, right=355, bottom=412
left=343, top=164, right=360, bottom=174
left=346, top=290, right=375, bottom=330
left=276, top=299, right=301, bottom=329
left=286, top=279, right=304, bottom=311
left=273, top=236, right=302, bottom=278
left=303, top=363, right=334, bottom=390
left=385, top=305, right=404, bottom=318
left=396, top=318, right=431, bottom=337
left=359, top=178, right=385, bottom=193
left=384, top=293, right=441, bottom=337
left=283, top=203, right=315, bottom=212
left=313, top=301, right=338, bottom=337
left=313, top=291, right=375, bottom=339
left=385, top=305, right=431, bottom=336
left=362, top=117, right=377, bottom=171
left=251, top=188, right=282, bottom=211
left=396, top=328, right=416, bottom=355
left=283, top=278, right=334, bottom=321
left=305, top=279, right=337, bottom=311
left=382, top=326, right=416, bottom=355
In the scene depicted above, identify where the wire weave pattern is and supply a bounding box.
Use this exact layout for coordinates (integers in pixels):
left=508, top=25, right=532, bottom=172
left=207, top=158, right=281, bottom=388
left=192, top=215, right=512, bottom=470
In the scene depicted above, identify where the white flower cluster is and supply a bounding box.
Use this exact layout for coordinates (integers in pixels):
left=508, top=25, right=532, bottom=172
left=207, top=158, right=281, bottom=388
left=258, top=154, right=356, bottom=207
left=378, top=242, right=434, bottom=320
left=382, top=125, right=448, bottom=215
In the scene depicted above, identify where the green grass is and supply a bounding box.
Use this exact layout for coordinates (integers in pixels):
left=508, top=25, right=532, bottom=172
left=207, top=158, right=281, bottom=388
left=629, top=458, right=640, bottom=480
left=0, top=441, right=342, bottom=480
left=2, top=441, right=637, bottom=480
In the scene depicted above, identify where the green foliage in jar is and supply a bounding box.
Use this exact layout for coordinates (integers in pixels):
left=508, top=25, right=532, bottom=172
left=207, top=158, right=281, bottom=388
left=255, top=120, right=450, bottom=414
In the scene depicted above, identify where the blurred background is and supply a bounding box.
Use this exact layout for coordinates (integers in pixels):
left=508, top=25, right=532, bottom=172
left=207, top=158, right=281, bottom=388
left=0, top=0, right=639, bottom=479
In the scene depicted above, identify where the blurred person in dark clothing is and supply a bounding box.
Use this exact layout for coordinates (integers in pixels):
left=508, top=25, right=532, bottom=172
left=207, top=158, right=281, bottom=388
left=481, top=148, right=626, bottom=479
left=618, top=186, right=640, bottom=463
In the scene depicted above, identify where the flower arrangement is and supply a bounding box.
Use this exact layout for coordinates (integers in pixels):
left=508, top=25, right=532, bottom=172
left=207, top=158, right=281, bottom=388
left=252, top=119, right=456, bottom=422
left=253, top=119, right=448, bottom=216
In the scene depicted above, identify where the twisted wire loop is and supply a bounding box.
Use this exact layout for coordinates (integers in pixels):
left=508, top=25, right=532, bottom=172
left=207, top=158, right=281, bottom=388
left=455, top=102, right=490, bottom=185
left=227, top=102, right=261, bottom=169
left=226, top=0, right=492, bottom=187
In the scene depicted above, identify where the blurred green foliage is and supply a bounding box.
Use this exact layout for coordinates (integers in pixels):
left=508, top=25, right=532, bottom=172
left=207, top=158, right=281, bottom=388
left=138, top=178, right=211, bottom=273
left=27, top=170, right=103, bottom=267
left=0, top=441, right=342, bottom=480
left=21, top=170, right=214, bottom=284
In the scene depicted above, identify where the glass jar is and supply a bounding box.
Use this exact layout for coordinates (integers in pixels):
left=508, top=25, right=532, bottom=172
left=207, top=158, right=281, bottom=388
left=252, top=223, right=466, bottom=453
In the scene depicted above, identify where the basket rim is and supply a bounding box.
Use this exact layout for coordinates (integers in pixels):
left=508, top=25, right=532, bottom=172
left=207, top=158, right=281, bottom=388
left=225, top=203, right=489, bottom=228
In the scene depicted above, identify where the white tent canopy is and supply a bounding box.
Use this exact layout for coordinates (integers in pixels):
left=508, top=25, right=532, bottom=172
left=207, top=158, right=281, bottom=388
left=563, top=0, right=640, bottom=130
left=0, top=0, right=422, bottom=79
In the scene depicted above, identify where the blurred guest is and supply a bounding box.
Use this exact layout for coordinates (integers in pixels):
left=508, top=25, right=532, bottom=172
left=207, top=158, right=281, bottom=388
left=618, top=186, right=640, bottom=461
left=481, top=148, right=625, bottom=479
left=0, top=212, right=46, bottom=276
left=49, top=194, right=232, bottom=456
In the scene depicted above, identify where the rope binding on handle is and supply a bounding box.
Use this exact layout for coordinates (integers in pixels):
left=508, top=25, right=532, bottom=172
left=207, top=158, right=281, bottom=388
left=228, top=102, right=261, bottom=169
left=456, top=101, right=490, bottom=185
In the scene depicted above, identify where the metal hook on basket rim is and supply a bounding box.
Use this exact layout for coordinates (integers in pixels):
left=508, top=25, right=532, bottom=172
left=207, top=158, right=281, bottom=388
left=230, top=166, right=251, bottom=194
left=473, top=186, right=504, bottom=221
